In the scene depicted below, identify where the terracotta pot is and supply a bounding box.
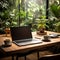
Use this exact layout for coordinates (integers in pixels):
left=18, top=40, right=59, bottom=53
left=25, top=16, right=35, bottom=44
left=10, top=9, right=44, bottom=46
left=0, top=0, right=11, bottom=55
left=5, top=28, right=10, bottom=34
left=39, top=28, right=45, bottom=33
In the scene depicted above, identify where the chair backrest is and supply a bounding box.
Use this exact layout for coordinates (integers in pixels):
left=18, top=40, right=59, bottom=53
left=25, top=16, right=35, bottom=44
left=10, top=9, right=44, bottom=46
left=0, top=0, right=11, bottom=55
left=39, top=54, right=60, bottom=60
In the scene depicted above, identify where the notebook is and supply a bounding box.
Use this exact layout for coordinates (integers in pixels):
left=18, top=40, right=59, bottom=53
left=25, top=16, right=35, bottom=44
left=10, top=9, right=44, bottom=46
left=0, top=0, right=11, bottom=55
left=10, top=26, right=42, bottom=46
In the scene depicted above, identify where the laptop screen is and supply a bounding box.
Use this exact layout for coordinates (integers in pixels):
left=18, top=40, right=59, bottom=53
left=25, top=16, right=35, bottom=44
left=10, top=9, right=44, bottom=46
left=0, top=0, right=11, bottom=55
left=10, top=26, right=32, bottom=41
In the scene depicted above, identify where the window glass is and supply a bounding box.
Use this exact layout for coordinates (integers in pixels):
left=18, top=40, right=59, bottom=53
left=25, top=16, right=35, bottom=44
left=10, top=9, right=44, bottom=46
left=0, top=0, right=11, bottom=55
left=0, top=0, right=46, bottom=32
left=15, top=0, right=46, bottom=31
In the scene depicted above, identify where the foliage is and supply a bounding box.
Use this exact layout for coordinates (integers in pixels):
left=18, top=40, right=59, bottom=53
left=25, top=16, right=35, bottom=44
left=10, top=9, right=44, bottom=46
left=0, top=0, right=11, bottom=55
left=49, top=0, right=60, bottom=32
left=0, top=0, right=16, bottom=28
left=50, top=0, right=60, bottom=19
left=0, top=0, right=46, bottom=32
left=37, top=19, right=47, bottom=30
left=55, top=22, right=60, bottom=32
left=19, top=0, right=46, bottom=27
left=46, top=19, right=56, bottom=31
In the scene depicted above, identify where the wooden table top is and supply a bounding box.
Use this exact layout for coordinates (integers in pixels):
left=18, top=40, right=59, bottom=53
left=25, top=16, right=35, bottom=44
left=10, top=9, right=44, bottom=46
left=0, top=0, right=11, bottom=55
left=0, top=31, right=60, bottom=55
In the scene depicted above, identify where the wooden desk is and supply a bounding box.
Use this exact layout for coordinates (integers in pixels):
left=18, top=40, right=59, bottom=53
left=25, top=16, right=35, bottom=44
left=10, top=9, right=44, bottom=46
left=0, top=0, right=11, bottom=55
left=0, top=31, right=60, bottom=56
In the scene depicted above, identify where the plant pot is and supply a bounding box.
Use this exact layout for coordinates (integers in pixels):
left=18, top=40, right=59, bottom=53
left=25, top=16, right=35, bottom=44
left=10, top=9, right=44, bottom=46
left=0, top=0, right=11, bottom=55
left=39, top=28, right=45, bottom=33
left=4, top=28, right=10, bottom=36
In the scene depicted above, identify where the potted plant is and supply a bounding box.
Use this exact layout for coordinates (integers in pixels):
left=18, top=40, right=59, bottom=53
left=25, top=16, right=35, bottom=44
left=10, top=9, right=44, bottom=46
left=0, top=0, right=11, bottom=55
left=37, top=19, right=47, bottom=35
left=38, top=23, right=46, bottom=33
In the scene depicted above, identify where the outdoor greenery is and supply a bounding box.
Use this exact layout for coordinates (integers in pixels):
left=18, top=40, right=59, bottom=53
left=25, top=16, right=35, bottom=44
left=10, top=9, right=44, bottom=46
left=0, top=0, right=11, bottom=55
left=0, top=0, right=60, bottom=34
left=0, top=0, right=17, bottom=29
left=50, top=0, right=60, bottom=19
left=49, top=0, right=60, bottom=32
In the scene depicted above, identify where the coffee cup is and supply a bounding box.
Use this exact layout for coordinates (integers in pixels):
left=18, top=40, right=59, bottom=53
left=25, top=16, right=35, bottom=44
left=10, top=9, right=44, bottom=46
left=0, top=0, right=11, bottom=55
left=4, top=39, right=12, bottom=45
left=44, top=35, right=49, bottom=40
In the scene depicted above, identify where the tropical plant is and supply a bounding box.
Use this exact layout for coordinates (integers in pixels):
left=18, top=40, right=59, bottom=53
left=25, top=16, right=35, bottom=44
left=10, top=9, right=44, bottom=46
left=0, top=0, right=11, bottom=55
left=50, top=0, right=60, bottom=19
left=0, top=0, right=17, bottom=34
left=36, top=19, right=47, bottom=33
left=50, top=0, right=60, bottom=32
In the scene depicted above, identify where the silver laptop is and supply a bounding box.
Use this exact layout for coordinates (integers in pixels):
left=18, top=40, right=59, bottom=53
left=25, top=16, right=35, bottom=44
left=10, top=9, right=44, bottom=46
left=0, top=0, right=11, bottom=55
left=10, top=26, right=42, bottom=46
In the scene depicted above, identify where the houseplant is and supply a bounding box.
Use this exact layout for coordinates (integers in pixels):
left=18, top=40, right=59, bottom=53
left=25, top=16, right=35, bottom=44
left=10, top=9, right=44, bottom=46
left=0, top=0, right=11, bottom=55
left=50, top=1, right=60, bottom=19
left=50, top=0, right=60, bottom=32
left=37, top=19, right=47, bottom=35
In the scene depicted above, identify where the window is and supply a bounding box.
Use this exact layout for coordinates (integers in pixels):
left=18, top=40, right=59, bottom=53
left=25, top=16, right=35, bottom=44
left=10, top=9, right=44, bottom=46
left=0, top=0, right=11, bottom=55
left=0, top=0, right=47, bottom=32
left=14, top=0, right=46, bottom=31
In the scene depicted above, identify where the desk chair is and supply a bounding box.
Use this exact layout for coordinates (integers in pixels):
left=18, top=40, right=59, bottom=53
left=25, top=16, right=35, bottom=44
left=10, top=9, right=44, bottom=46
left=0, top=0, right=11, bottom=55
left=39, top=53, right=60, bottom=60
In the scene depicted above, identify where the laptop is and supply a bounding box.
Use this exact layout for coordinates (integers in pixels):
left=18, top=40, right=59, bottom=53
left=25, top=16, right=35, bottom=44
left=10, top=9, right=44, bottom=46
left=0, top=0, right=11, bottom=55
left=10, top=26, right=42, bottom=46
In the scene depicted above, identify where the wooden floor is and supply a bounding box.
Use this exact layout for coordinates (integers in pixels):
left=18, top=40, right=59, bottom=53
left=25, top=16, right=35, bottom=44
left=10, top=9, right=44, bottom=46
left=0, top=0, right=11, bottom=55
left=0, top=51, right=53, bottom=60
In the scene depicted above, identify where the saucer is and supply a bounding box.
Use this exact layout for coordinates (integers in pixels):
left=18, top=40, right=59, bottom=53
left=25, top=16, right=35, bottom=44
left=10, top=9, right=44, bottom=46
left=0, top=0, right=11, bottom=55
left=42, top=39, right=50, bottom=42
left=1, top=43, right=12, bottom=47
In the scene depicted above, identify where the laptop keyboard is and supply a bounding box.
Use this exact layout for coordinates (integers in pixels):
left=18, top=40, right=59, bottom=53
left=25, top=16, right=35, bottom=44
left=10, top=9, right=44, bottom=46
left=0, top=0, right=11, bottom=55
left=14, top=39, right=42, bottom=46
